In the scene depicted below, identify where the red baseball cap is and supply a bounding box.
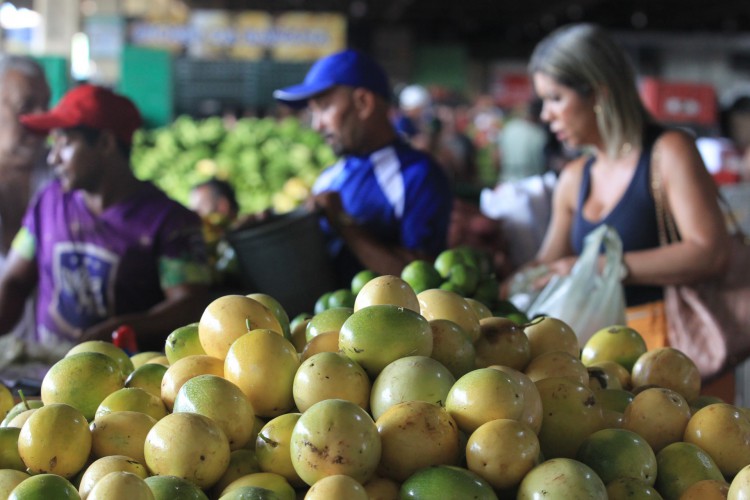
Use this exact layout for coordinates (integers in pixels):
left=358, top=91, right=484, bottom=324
left=19, top=84, right=143, bottom=145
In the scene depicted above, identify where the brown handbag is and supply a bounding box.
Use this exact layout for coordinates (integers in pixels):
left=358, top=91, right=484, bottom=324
left=652, top=142, right=750, bottom=381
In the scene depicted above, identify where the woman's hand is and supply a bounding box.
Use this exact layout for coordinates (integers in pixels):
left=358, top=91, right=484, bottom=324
left=534, top=255, right=578, bottom=289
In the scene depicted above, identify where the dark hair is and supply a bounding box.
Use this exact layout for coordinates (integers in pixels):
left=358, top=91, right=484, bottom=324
left=194, top=177, right=239, bottom=214
left=720, top=96, right=750, bottom=138
left=65, top=125, right=132, bottom=158
left=0, top=55, right=47, bottom=86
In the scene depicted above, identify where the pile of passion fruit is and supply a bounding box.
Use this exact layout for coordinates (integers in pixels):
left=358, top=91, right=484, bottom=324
left=0, top=273, right=747, bottom=499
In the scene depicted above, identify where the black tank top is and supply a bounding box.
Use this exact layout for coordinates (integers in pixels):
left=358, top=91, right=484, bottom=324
left=571, top=128, right=663, bottom=306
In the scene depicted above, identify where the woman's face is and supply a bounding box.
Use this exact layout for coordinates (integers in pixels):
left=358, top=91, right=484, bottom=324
left=533, top=72, right=599, bottom=150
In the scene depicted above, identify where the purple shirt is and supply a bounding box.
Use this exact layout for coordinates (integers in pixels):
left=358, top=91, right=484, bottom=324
left=14, top=180, right=210, bottom=345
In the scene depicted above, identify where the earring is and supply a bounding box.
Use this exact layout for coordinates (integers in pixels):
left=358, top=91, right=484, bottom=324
left=593, top=103, right=602, bottom=115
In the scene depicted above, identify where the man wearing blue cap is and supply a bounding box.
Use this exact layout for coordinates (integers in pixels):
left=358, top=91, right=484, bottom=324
left=274, top=49, right=453, bottom=284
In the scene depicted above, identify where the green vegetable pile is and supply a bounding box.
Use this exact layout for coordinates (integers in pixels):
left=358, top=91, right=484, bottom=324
left=131, top=115, right=336, bottom=214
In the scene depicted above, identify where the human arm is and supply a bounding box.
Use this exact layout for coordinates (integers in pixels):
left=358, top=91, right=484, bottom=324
left=79, top=282, right=210, bottom=352
left=0, top=250, right=37, bottom=336
left=310, top=191, right=429, bottom=275
left=532, top=157, right=585, bottom=270
left=619, top=130, right=729, bottom=286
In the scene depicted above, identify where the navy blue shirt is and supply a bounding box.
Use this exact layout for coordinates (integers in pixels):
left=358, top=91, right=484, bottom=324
left=571, top=128, right=663, bottom=306
left=313, top=140, right=453, bottom=285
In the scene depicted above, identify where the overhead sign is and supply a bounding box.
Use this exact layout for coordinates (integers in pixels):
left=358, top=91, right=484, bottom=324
left=129, top=10, right=346, bottom=61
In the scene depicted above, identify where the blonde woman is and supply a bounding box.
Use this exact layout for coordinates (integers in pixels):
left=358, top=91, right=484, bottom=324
left=525, top=23, right=729, bottom=355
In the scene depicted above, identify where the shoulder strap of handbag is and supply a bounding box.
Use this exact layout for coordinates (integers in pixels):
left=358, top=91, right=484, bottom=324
left=650, top=131, right=747, bottom=245
left=649, top=134, right=679, bottom=246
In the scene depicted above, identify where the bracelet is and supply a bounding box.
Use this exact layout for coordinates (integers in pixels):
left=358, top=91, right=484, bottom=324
left=619, top=259, right=630, bottom=281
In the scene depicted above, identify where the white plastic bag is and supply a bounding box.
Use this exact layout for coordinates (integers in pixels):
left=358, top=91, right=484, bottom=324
left=526, top=224, right=626, bottom=343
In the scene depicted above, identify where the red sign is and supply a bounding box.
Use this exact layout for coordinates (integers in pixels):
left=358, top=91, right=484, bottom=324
left=491, top=73, right=533, bottom=109
left=640, top=77, right=717, bottom=126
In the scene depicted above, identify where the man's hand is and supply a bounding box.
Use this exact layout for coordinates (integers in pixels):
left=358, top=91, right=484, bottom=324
left=229, top=209, right=273, bottom=231
left=79, top=317, right=121, bottom=343
left=307, top=191, right=352, bottom=230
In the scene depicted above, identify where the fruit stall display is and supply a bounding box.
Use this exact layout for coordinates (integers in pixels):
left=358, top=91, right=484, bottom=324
left=3, top=253, right=750, bottom=499
left=131, top=115, right=337, bottom=215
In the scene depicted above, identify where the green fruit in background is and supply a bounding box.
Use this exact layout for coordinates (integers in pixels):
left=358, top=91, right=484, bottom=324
left=0, top=427, right=24, bottom=470
left=165, top=323, right=206, bottom=365
left=0, top=382, right=15, bottom=419
left=351, top=269, right=379, bottom=295
left=132, top=116, right=334, bottom=215
left=211, top=449, right=262, bottom=498
left=327, top=288, right=356, bottom=309
left=125, top=362, right=168, bottom=398
left=472, top=277, right=499, bottom=309
left=130, top=351, right=163, bottom=369
left=447, top=263, right=480, bottom=296
left=8, top=474, right=80, bottom=500
left=145, top=475, right=210, bottom=500
left=41, top=352, right=124, bottom=421
left=439, top=281, right=464, bottom=294
left=429, top=319, right=476, bottom=378
left=340, top=305, right=434, bottom=378
left=606, top=477, right=663, bottom=499
left=534, top=377, right=603, bottom=459
left=581, top=325, right=648, bottom=372
left=401, top=259, right=442, bottom=294
left=465, top=298, right=493, bottom=320
left=655, top=441, right=724, bottom=500
left=219, top=486, right=281, bottom=500
left=173, top=374, right=256, bottom=451
left=400, top=465, right=497, bottom=499
left=453, top=245, right=483, bottom=270
left=248, top=293, right=292, bottom=341
left=369, top=355, right=456, bottom=420
left=689, top=395, right=724, bottom=413
left=305, top=306, right=354, bottom=343
left=1, top=399, right=44, bottom=428
left=595, top=388, right=634, bottom=414
left=505, top=312, right=529, bottom=325
left=576, top=428, right=657, bottom=486
left=289, top=313, right=313, bottom=352
left=434, top=249, right=467, bottom=279
left=95, top=386, right=168, bottom=421
left=66, top=340, right=135, bottom=379
left=517, top=458, right=606, bottom=500
left=313, top=292, right=332, bottom=314
left=290, top=399, right=381, bottom=486
left=493, top=299, right=520, bottom=316
left=0, top=470, right=28, bottom=500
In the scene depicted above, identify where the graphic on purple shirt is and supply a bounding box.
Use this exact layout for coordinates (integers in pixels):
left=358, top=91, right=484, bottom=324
left=53, top=242, right=118, bottom=331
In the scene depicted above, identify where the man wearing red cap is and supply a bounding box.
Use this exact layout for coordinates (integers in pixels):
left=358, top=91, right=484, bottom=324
left=0, top=84, right=211, bottom=357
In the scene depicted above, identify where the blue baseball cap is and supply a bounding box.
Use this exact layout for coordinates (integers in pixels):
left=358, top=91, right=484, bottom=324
left=273, top=49, right=391, bottom=108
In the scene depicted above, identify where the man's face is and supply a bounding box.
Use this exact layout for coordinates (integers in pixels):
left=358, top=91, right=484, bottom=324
left=47, top=130, right=104, bottom=193
left=308, top=86, right=362, bottom=156
left=0, top=69, right=50, bottom=170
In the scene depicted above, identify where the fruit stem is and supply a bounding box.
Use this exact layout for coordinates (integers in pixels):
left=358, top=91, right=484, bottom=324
left=18, top=389, right=29, bottom=410
left=257, top=433, right=278, bottom=447
left=525, top=315, right=546, bottom=328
